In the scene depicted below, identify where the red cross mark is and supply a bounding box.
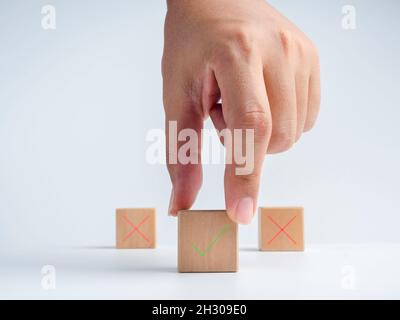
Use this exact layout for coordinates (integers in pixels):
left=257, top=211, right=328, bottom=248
left=267, top=215, right=297, bottom=245
left=122, top=214, right=150, bottom=243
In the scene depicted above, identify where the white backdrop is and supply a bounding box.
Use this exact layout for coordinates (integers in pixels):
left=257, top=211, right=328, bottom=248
left=1, top=0, right=400, bottom=254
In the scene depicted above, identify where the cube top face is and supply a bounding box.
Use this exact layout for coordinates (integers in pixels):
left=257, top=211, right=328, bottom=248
left=178, top=210, right=238, bottom=273
left=116, top=208, right=156, bottom=249
left=259, top=207, right=304, bottom=251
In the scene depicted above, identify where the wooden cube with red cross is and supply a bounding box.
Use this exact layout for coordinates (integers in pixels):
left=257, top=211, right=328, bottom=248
left=258, top=207, right=304, bottom=251
left=116, top=208, right=156, bottom=249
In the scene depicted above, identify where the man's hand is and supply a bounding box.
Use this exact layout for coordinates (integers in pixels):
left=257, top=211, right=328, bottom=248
left=162, top=0, right=320, bottom=224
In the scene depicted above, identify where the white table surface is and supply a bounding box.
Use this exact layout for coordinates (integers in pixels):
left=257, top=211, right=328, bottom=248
left=1, top=244, right=399, bottom=299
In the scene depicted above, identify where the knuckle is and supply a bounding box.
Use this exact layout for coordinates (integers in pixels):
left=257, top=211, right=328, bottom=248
left=269, top=125, right=296, bottom=153
left=234, top=171, right=260, bottom=185
left=228, top=25, right=255, bottom=57
left=304, top=41, right=319, bottom=63
left=241, top=110, right=271, bottom=137
left=278, top=29, right=319, bottom=63
left=210, top=24, right=256, bottom=66
left=298, top=38, right=319, bottom=63
left=278, top=29, right=294, bottom=56
left=296, top=41, right=309, bottom=59
left=307, top=39, right=319, bottom=59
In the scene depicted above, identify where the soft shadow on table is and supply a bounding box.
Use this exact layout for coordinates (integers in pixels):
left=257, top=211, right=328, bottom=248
left=44, top=245, right=178, bottom=274
left=74, top=245, right=115, bottom=250
left=240, top=247, right=259, bottom=252
left=115, top=266, right=177, bottom=273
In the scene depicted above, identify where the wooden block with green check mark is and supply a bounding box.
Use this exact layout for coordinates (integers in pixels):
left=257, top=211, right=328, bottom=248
left=178, top=210, right=238, bottom=273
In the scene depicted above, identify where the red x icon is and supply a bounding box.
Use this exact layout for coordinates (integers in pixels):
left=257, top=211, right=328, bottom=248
left=122, top=214, right=150, bottom=243
left=267, top=215, right=297, bottom=245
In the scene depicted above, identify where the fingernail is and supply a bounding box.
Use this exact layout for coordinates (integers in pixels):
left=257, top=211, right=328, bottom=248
left=168, top=189, right=175, bottom=216
left=234, top=197, right=254, bottom=224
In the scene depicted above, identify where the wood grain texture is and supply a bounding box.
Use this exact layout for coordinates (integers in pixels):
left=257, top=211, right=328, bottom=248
left=259, top=207, right=304, bottom=251
left=116, top=208, right=156, bottom=249
left=178, top=210, right=238, bottom=273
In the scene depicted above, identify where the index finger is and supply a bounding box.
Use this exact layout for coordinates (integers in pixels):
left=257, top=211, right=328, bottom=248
left=212, top=51, right=271, bottom=224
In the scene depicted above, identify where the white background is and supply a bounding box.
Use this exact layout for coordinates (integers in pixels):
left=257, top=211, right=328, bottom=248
left=1, top=0, right=399, bottom=299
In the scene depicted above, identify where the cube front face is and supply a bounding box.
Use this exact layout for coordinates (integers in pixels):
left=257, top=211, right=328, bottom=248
left=116, top=208, right=156, bottom=249
left=259, top=207, right=304, bottom=251
left=178, top=211, right=238, bottom=273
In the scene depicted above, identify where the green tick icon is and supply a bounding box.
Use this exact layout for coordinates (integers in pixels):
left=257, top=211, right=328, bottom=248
left=191, top=224, right=230, bottom=257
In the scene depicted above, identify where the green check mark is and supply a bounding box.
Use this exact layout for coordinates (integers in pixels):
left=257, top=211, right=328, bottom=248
left=191, top=224, right=230, bottom=257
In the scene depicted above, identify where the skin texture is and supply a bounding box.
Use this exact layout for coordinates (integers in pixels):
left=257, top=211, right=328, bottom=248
left=163, top=0, right=321, bottom=225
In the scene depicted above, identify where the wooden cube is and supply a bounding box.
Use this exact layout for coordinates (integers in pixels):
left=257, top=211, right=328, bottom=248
left=178, top=210, right=238, bottom=273
left=258, top=207, right=304, bottom=251
left=116, top=208, right=156, bottom=249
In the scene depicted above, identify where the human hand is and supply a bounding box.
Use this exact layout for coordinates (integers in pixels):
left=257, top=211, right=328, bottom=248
left=162, top=0, right=320, bottom=224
